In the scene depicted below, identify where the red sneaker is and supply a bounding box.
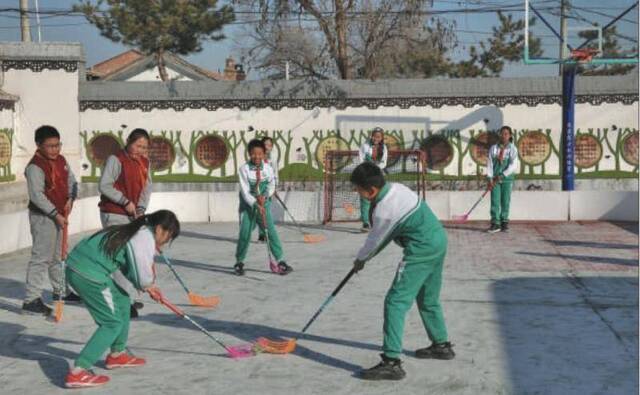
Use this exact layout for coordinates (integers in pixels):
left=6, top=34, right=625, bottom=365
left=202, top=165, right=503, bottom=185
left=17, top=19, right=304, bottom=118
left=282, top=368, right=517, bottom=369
left=64, top=369, right=109, bottom=388
left=105, top=353, right=146, bottom=369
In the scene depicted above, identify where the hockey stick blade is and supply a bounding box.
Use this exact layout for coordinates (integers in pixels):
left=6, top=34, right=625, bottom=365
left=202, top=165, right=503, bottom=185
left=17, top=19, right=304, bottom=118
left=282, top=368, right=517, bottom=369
left=187, top=292, right=220, bottom=308
left=303, top=233, right=326, bottom=244
left=255, top=337, right=296, bottom=354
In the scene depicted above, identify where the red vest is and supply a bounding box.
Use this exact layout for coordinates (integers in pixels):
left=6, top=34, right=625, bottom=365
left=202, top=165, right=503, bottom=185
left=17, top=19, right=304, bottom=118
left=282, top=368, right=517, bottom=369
left=28, top=152, right=69, bottom=214
left=99, top=150, right=149, bottom=215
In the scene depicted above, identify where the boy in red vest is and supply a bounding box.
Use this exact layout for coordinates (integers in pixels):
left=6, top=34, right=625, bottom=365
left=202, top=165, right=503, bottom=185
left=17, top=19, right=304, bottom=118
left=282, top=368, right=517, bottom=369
left=23, top=125, right=79, bottom=315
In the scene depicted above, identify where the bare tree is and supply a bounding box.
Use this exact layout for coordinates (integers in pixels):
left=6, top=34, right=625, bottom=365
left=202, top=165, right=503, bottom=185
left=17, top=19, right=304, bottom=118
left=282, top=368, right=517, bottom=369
left=352, top=10, right=456, bottom=79
left=243, top=23, right=334, bottom=79
left=233, top=0, right=451, bottom=79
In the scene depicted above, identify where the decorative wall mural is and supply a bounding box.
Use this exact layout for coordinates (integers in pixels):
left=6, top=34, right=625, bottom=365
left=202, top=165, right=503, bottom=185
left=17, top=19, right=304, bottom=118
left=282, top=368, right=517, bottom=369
left=87, top=133, right=123, bottom=167
left=194, top=135, right=229, bottom=170
left=0, top=131, right=11, bottom=166
left=470, top=132, right=500, bottom=167
left=421, top=134, right=454, bottom=170
left=518, top=131, right=552, bottom=166
left=79, top=126, right=639, bottom=183
left=315, top=135, right=350, bottom=169
left=621, top=130, right=638, bottom=166
left=149, top=136, right=175, bottom=172
left=0, top=129, right=14, bottom=182
left=575, top=134, right=602, bottom=169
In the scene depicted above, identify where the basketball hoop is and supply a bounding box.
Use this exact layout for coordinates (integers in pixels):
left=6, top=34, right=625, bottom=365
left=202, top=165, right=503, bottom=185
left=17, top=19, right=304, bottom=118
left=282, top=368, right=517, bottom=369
left=569, top=48, right=600, bottom=63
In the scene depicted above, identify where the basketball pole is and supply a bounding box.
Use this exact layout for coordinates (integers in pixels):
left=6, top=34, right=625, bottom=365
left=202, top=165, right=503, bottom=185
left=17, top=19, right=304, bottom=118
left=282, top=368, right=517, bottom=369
left=561, top=64, right=576, bottom=191
left=558, top=0, right=569, bottom=76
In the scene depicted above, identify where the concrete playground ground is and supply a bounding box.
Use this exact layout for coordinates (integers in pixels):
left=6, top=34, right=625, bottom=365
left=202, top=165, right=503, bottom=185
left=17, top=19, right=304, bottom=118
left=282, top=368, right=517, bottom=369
left=0, top=220, right=637, bottom=395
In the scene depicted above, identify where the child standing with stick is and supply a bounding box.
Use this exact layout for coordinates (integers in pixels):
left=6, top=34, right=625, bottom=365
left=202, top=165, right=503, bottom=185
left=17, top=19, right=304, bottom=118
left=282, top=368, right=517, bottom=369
left=358, top=127, right=387, bottom=231
left=98, top=128, right=152, bottom=317
left=63, top=210, right=179, bottom=388
left=234, top=139, right=292, bottom=276
left=23, top=125, right=79, bottom=315
left=257, top=136, right=279, bottom=243
left=350, top=162, right=454, bottom=381
left=486, top=126, right=519, bottom=233
left=98, top=128, right=152, bottom=226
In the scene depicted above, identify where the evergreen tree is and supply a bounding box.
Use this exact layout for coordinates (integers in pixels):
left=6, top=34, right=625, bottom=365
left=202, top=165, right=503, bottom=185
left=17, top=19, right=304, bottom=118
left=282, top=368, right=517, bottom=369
left=75, top=0, right=235, bottom=81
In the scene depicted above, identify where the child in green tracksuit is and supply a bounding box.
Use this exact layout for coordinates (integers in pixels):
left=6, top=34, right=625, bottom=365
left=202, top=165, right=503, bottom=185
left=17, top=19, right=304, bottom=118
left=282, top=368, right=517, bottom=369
left=350, top=162, right=454, bottom=381
left=257, top=136, right=279, bottom=243
left=358, top=127, right=387, bottom=231
left=234, top=139, right=292, bottom=276
left=486, top=126, right=519, bottom=233
left=63, top=210, right=180, bottom=389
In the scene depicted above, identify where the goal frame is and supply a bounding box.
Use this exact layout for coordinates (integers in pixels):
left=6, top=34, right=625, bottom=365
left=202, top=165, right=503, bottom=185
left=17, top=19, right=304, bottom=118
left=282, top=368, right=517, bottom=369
left=322, top=149, right=427, bottom=224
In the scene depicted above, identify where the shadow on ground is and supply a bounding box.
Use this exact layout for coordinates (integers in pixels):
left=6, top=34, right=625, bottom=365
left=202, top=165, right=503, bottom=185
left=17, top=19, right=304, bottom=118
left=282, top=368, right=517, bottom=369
left=0, top=277, right=29, bottom=315
left=139, top=314, right=416, bottom=374
left=157, top=257, right=268, bottom=281
left=180, top=230, right=239, bottom=244
left=516, top=251, right=638, bottom=267
left=544, top=240, right=638, bottom=250
left=609, top=221, right=639, bottom=236
left=443, top=223, right=488, bottom=233
left=493, top=276, right=638, bottom=395
left=0, top=322, right=81, bottom=388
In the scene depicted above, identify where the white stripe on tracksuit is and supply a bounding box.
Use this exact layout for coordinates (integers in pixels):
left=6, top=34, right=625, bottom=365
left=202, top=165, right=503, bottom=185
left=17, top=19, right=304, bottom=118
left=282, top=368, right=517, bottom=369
left=238, top=162, right=276, bottom=207
left=356, top=183, right=421, bottom=262
left=486, top=143, right=519, bottom=178
left=124, top=227, right=157, bottom=291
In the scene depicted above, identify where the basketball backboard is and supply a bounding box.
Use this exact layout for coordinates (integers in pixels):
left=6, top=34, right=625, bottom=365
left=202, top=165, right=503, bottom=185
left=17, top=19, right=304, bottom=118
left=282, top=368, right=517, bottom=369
left=524, top=0, right=639, bottom=65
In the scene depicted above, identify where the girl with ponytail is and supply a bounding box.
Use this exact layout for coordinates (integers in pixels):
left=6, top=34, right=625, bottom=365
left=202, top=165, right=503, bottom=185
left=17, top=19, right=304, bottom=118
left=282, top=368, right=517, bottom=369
left=358, top=127, right=388, bottom=231
left=63, top=210, right=180, bottom=389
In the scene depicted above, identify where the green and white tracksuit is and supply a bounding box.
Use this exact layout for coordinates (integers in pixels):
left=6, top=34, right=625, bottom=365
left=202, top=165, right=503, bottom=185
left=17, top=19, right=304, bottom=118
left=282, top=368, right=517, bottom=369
left=236, top=161, right=284, bottom=263
left=258, top=154, right=279, bottom=239
left=357, top=183, right=449, bottom=359
left=358, top=141, right=388, bottom=226
left=486, top=143, right=519, bottom=225
left=65, top=227, right=156, bottom=369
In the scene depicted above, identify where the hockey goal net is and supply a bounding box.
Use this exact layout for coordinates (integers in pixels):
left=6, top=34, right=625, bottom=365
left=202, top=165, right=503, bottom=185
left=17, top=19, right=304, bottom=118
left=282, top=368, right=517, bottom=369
left=323, top=150, right=426, bottom=224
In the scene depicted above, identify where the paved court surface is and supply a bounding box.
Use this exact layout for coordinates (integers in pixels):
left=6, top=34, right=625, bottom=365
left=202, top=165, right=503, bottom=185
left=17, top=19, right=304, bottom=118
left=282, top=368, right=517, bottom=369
left=0, top=221, right=637, bottom=395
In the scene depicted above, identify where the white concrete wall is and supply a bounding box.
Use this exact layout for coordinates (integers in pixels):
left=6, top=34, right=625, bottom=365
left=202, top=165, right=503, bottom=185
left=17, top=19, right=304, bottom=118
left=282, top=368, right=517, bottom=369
left=3, top=68, right=81, bottom=181
left=570, top=191, right=639, bottom=221
left=79, top=101, right=640, bottom=180
left=147, top=191, right=209, bottom=222
left=1, top=190, right=636, bottom=256
left=0, top=108, right=14, bottom=130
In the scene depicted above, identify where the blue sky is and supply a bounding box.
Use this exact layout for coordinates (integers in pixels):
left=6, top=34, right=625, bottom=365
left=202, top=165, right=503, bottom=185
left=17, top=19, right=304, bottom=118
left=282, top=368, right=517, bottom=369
left=0, top=0, right=636, bottom=79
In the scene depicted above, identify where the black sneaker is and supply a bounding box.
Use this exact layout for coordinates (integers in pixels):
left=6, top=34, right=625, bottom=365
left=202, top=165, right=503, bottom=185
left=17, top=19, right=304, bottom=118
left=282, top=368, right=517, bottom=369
left=234, top=262, right=245, bottom=276
left=359, top=354, right=406, bottom=381
left=22, top=298, right=53, bottom=316
left=258, top=234, right=266, bottom=243
left=130, top=304, right=139, bottom=319
left=501, top=222, right=509, bottom=233
left=415, top=342, right=455, bottom=360
left=53, top=292, right=82, bottom=304
left=278, top=261, right=293, bottom=275
left=487, top=223, right=501, bottom=234
left=132, top=301, right=144, bottom=310
left=361, top=223, right=370, bottom=233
